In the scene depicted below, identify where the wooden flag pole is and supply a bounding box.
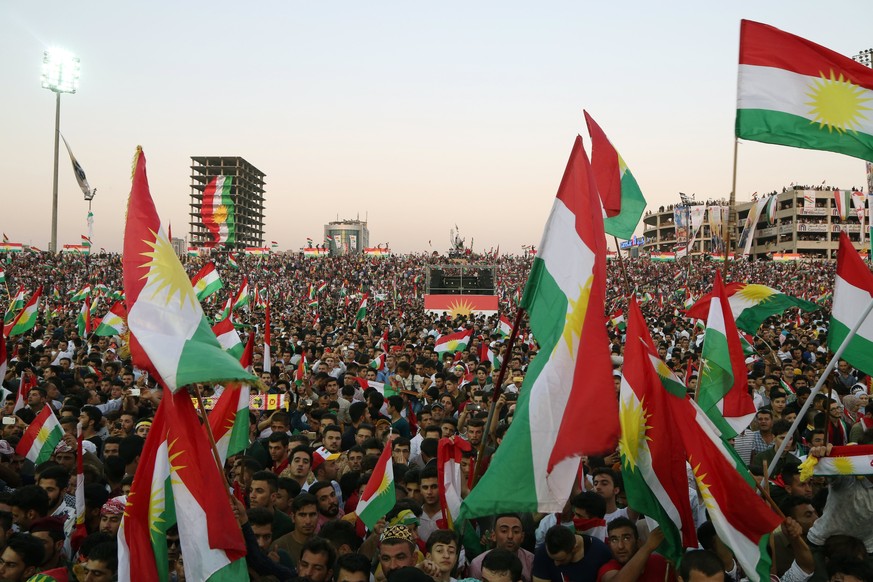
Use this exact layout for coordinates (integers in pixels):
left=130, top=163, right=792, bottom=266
left=193, top=384, right=236, bottom=504
left=723, top=138, right=739, bottom=281
left=472, top=307, right=526, bottom=487
left=612, top=236, right=634, bottom=297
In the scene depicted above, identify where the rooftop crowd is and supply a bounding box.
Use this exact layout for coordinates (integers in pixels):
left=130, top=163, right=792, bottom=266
left=0, top=248, right=869, bottom=582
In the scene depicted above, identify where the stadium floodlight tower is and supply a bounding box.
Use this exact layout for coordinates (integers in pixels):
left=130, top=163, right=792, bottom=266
left=41, top=48, right=81, bottom=253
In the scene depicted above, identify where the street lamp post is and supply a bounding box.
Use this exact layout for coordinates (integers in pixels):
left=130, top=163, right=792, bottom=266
left=41, top=48, right=80, bottom=253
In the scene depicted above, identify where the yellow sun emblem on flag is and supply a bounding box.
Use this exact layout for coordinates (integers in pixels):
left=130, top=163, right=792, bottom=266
left=806, top=70, right=872, bottom=133
left=214, top=205, right=228, bottom=224
left=691, top=460, right=717, bottom=511
left=448, top=299, right=475, bottom=319
left=619, top=395, right=651, bottom=472
left=141, top=229, right=199, bottom=310
left=736, top=284, right=776, bottom=304
left=832, top=456, right=854, bottom=475
left=561, top=276, right=593, bottom=355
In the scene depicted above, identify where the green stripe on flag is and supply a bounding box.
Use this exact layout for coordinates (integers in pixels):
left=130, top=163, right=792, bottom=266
left=828, top=318, right=873, bottom=375
left=737, top=109, right=873, bottom=164
left=604, top=169, right=646, bottom=240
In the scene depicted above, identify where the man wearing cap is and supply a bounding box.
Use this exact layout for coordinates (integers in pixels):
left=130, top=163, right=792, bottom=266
left=311, top=445, right=344, bottom=503
left=99, top=497, right=126, bottom=537
left=379, top=525, right=423, bottom=580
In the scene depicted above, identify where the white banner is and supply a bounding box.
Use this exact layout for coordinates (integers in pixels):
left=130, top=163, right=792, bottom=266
left=708, top=206, right=729, bottom=253
left=738, top=200, right=764, bottom=256
left=687, top=206, right=707, bottom=248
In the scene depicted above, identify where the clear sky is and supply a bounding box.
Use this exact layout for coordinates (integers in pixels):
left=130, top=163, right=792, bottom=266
left=1, top=1, right=871, bottom=253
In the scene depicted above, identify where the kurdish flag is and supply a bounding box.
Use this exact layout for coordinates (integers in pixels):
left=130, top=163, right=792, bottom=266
left=191, top=262, right=223, bottom=301
left=434, top=329, right=473, bottom=355
left=227, top=255, right=239, bottom=270
left=355, top=441, right=396, bottom=529
left=77, top=298, right=91, bottom=338
left=610, top=309, right=626, bottom=331
left=830, top=232, right=873, bottom=375
left=584, top=111, right=646, bottom=240
left=6, top=287, right=41, bottom=337
left=4, top=285, right=25, bottom=324
left=697, top=273, right=757, bottom=440
left=123, top=147, right=256, bottom=393
left=211, top=318, right=244, bottom=360
left=478, top=341, right=498, bottom=370
left=232, top=277, right=250, bottom=311
left=16, top=406, right=63, bottom=464
left=737, top=20, right=873, bottom=163
left=119, top=392, right=175, bottom=582
left=119, top=391, right=248, bottom=582
left=460, top=136, right=619, bottom=517
left=155, top=390, right=247, bottom=580
left=669, top=396, right=782, bottom=582
left=355, top=293, right=368, bottom=323
left=497, top=314, right=512, bottom=337
left=0, top=270, right=5, bottom=284
left=201, top=176, right=236, bottom=247
left=686, top=282, right=818, bottom=333
left=94, top=301, right=128, bottom=337
left=620, top=299, right=697, bottom=564
left=798, top=445, right=873, bottom=480
left=71, top=285, right=91, bottom=302
left=208, top=383, right=251, bottom=465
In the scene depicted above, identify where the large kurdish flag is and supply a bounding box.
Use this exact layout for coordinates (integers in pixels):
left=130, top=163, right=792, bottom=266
left=737, top=20, right=873, bottom=163
left=620, top=300, right=697, bottom=564
left=686, top=282, right=818, bottom=333
left=355, top=442, right=395, bottom=529
left=830, top=232, right=873, bottom=375
left=16, top=407, right=63, bottom=464
left=670, top=396, right=782, bottom=582
left=123, top=148, right=256, bottom=393
left=460, top=136, right=618, bottom=517
left=201, top=176, right=236, bottom=247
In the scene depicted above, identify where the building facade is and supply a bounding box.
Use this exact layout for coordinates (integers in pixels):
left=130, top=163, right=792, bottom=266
left=324, top=219, right=369, bottom=255
left=188, top=156, right=266, bottom=249
left=641, top=188, right=868, bottom=260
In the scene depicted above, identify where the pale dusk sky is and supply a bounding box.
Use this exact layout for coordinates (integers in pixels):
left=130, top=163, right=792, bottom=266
left=1, top=1, right=870, bottom=253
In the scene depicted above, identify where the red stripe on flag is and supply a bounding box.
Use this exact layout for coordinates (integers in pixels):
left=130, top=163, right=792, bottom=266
left=739, top=20, right=873, bottom=92
left=15, top=406, right=53, bottom=458
left=584, top=111, right=622, bottom=218
left=837, top=233, right=873, bottom=291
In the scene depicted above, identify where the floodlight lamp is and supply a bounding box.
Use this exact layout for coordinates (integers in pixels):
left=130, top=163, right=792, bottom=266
left=41, top=48, right=80, bottom=94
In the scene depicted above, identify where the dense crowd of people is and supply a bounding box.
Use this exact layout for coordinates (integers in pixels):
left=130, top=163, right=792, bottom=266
left=0, top=248, right=870, bottom=582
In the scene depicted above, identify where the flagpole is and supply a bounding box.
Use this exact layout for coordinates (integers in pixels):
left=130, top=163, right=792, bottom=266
left=193, top=384, right=237, bottom=506
left=612, top=236, right=633, bottom=297
left=472, top=307, right=525, bottom=487
left=723, top=138, right=739, bottom=281
left=766, top=296, right=873, bottom=478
